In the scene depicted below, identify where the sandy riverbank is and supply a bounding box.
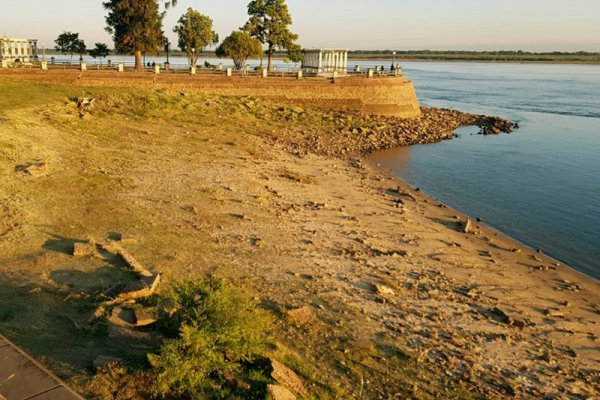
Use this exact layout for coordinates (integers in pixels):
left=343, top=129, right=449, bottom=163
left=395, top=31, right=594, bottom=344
left=0, top=74, right=598, bottom=399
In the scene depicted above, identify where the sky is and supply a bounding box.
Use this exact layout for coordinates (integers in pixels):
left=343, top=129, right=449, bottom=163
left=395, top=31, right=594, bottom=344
left=1, top=0, right=599, bottom=52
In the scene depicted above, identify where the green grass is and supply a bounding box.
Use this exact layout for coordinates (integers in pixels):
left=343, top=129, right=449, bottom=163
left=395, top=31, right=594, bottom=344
left=0, top=82, right=76, bottom=110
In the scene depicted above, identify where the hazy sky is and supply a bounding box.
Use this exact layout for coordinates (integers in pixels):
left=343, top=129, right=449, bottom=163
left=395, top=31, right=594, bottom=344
left=1, top=0, right=599, bottom=51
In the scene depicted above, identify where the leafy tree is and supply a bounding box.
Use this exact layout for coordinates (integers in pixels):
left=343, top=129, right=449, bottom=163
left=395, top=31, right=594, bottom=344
left=173, top=8, right=219, bottom=67
left=104, top=0, right=177, bottom=71
left=89, top=43, right=110, bottom=64
left=75, top=39, right=87, bottom=61
left=216, top=31, right=262, bottom=70
left=243, top=0, right=299, bottom=71
left=54, top=31, right=84, bottom=62
left=285, top=42, right=303, bottom=64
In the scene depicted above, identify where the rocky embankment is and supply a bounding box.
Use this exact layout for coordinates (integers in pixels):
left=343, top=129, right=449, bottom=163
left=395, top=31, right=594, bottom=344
left=274, top=107, right=517, bottom=158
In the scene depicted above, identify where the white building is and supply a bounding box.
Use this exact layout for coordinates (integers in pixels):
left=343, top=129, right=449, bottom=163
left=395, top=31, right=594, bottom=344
left=0, top=37, right=39, bottom=64
left=302, top=48, right=348, bottom=75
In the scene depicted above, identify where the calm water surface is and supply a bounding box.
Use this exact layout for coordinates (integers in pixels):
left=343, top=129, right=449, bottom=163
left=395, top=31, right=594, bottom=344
left=370, top=62, right=600, bottom=279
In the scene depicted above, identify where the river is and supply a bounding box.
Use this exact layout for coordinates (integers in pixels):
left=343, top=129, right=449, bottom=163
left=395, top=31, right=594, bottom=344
left=369, top=61, right=600, bottom=280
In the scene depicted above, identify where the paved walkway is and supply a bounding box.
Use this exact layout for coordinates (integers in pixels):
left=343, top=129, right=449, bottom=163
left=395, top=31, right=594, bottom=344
left=0, top=335, right=84, bottom=400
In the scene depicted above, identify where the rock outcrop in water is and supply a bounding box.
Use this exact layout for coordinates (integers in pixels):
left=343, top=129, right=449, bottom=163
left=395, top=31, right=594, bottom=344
left=273, top=107, right=517, bottom=158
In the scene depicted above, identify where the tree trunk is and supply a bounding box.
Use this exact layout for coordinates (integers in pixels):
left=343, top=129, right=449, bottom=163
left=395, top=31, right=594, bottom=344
left=267, top=45, right=273, bottom=72
left=189, top=52, right=198, bottom=68
left=135, top=49, right=143, bottom=72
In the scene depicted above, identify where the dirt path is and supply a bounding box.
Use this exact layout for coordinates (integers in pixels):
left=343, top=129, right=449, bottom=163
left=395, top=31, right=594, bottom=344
left=0, top=78, right=598, bottom=399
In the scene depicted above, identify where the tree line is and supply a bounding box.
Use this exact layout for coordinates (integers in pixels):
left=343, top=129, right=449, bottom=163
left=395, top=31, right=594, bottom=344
left=54, top=0, right=300, bottom=71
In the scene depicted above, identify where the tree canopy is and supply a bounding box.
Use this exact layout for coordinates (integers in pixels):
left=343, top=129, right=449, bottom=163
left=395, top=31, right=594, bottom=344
left=104, top=0, right=170, bottom=71
left=216, top=31, right=262, bottom=69
left=54, top=32, right=86, bottom=62
left=173, top=8, right=219, bottom=67
left=243, top=0, right=299, bottom=71
left=89, top=43, right=110, bottom=61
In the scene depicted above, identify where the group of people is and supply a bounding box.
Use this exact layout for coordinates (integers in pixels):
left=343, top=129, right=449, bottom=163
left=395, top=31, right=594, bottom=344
left=370, top=63, right=401, bottom=73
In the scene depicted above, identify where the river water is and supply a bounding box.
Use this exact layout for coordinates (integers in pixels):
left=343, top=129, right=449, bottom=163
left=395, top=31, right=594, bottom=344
left=369, top=62, right=600, bottom=280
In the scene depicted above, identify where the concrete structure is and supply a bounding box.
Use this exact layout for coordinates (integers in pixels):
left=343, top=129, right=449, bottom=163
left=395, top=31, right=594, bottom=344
left=0, top=37, right=38, bottom=64
left=303, top=49, right=348, bottom=76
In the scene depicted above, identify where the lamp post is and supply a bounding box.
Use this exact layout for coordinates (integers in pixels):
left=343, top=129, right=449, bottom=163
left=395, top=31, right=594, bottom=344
left=165, top=39, right=170, bottom=64
left=393, top=51, right=396, bottom=68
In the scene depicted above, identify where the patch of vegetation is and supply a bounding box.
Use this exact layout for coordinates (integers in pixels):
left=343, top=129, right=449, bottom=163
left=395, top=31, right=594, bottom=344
left=277, top=349, right=344, bottom=399
left=0, top=82, right=75, bottom=111
left=144, top=277, right=273, bottom=399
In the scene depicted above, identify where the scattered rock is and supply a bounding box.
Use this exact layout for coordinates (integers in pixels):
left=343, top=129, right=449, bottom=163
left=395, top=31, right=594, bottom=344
left=109, top=307, right=137, bottom=327
left=89, top=305, right=107, bottom=322
left=544, top=309, right=564, bottom=318
left=76, top=97, right=95, bottom=117
left=491, top=307, right=527, bottom=328
left=14, top=161, right=47, bottom=176
left=134, top=309, right=157, bottom=327
left=350, top=338, right=374, bottom=351
left=462, top=218, right=472, bottom=234
left=98, top=241, right=150, bottom=276
left=108, top=326, right=157, bottom=345
left=270, top=359, right=308, bottom=397
left=285, top=306, right=314, bottom=326
left=117, top=273, right=161, bottom=301
left=93, top=355, right=123, bottom=370
left=375, top=284, right=396, bottom=296
left=266, top=384, right=297, bottom=400
left=73, top=242, right=95, bottom=257
left=118, top=232, right=137, bottom=243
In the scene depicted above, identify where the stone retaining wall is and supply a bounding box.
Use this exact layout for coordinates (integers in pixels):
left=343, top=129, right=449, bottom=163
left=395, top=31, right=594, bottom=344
left=186, top=76, right=421, bottom=118
left=0, top=70, right=422, bottom=118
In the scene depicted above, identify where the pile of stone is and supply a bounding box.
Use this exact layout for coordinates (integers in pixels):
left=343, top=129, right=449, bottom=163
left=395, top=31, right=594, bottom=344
left=477, top=115, right=517, bottom=135
left=271, top=107, right=517, bottom=158
left=267, top=359, right=308, bottom=400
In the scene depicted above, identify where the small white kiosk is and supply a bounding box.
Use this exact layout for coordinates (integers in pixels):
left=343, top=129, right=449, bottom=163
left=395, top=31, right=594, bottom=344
left=302, top=48, right=348, bottom=76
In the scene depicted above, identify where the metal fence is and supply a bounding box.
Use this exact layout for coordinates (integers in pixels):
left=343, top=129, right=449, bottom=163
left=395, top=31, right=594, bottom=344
left=2, top=58, right=405, bottom=79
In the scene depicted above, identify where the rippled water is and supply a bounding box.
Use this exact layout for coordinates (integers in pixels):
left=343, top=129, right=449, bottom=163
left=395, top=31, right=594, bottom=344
left=370, top=61, right=600, bottom=279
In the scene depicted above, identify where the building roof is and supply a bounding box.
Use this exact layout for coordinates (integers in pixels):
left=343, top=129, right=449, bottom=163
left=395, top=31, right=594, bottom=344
left=303, top=48, right=349, bottom=53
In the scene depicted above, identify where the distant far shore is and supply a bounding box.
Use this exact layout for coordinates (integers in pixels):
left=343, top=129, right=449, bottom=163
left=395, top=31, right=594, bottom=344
left=349, top=53, right=600, bottom=65
left=43, top=49, right=600, bottom=65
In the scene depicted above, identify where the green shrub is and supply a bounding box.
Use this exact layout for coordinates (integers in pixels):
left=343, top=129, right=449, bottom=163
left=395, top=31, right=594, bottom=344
left=147, top=277, right=272, bottom=399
